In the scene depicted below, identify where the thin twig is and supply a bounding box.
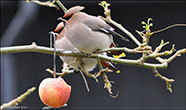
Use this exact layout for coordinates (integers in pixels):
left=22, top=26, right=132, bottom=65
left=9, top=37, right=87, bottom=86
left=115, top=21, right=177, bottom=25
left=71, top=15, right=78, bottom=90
left=152, top=24, right=186, bottom=34
left=167, top=48, right=186, bottom=63
left=0, top=87, right=36, bottom=110
left=80, top=70, right=90, bottom=92
left=46, top=68, right=75, bottom=77
left=96, top=55, right=113, bottom=94
left=152, top=69, right=175, bottom=92
left=55, top=0, right=67, bottom=13
left=77, top=58, right=98, bottom=82
left=25, top=0, right=59, bottom=10
left=138, top=49, right=176, bottom=64
left=96, top=54, right=168, bottom=69
left=102, top=72, right=112, bottom=94
left=98, top=47, right=151, bottom=54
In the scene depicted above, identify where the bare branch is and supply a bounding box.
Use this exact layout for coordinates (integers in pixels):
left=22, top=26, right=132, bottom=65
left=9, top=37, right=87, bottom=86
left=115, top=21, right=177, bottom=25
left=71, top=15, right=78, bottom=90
left=46, top=68, right=75, bottom=77
left=98, top=47, right=151, bottom=54
left=0, top=87, right=36, bottom=110
left=55, top=0, right=67, bottom=13
left=0, top=42, right=83, bottom=57
left=0, top=42, right=169, bottom=69
left=152, top=69, right=175, bottom=93
left=96, top=54, right=168, bottom=69
left=167, top=48, right=186, bottom=63
left=152, top=24, right=186, bottom=34
left=25, top=0, right=59, bottom=10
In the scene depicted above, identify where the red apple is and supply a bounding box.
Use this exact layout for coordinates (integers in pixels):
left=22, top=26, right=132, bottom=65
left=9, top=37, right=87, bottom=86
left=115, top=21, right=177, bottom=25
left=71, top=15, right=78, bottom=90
left=38, top=77, right=71, bottom=108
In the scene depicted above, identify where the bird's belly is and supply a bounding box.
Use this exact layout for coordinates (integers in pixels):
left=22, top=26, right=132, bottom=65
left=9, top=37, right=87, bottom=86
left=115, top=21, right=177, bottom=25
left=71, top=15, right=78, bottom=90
left=60, top=56, right=79, bottom=70
left=60, top=56, right=97, bottom=72
left=81, top=58, right=97, bottom=71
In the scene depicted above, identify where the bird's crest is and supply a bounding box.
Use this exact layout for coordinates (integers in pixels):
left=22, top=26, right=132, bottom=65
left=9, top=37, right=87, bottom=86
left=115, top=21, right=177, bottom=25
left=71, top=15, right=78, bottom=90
left=54, top=22, right=64, bottom=32
left=63, top=6, right=85, bottom=18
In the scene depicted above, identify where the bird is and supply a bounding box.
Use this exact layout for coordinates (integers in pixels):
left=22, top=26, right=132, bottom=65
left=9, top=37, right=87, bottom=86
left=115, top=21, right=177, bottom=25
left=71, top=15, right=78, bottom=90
left=63, top=6, right=129, bottom=55
left=54, top=21, right=120, bottom=73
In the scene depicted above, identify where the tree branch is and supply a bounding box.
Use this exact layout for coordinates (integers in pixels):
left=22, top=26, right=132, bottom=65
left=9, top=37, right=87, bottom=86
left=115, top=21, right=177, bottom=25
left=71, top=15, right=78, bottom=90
left=1, top=42, right=171, bottom=70
left=0, top=42, right=83, bottom=57
left=152, top=69, right=175, bottom=93
left=167, top=48, right=186, bottom=63
left=25, top=0, right=60, bottom=10
left=96, top=54, right=168, bottom=69
left=0, top=87, right=36, bottom=110
left=55, top=0, right=67, bottom=13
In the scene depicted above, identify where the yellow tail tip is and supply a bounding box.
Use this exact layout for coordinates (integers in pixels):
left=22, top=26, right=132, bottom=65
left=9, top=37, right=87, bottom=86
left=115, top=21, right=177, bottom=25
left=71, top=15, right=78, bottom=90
left=113, top=52, right=126, bottom=59
left=116, top=70, right=120, bottom=73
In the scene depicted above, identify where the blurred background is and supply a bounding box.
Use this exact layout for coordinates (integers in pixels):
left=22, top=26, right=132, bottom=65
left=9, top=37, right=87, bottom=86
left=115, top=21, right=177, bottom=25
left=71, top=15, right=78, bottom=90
left=1, top=0, right=185, bottom=109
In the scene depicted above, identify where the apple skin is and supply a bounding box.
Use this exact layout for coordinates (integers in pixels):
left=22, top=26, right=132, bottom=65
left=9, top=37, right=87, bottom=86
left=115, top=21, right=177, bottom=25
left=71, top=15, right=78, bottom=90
left=38, top=77, right=71, bottom=108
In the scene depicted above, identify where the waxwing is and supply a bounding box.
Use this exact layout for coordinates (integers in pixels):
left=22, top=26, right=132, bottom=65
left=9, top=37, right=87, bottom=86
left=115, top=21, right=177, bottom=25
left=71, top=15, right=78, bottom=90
left=63, top=6, right=128, bottom=54
left=55, top=21, right=119, bottom=72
